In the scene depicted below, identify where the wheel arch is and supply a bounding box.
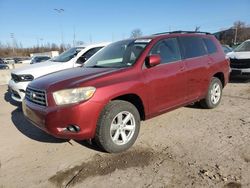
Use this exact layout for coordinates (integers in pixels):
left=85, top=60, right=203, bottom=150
left=213, top=72, right=225, bottom=87
left=111, top=93, right=145, bottom=121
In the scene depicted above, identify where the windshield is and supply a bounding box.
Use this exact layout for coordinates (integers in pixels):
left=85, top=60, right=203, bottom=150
left=234, top=41, right=250, bottom=52
left=51, top=47, right=84, bottom=62
left=84, top=39, right=149, bottom=68
left=222, top=46, right=232, bottom=54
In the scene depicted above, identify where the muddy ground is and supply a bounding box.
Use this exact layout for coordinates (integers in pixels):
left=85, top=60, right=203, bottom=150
left=0, top=77, right=249, bottom=188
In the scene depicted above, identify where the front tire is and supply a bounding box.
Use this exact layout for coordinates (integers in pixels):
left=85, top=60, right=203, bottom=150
left=200, top=77, right=223, bottom=109
left=95, top=100, right=140, bottom=153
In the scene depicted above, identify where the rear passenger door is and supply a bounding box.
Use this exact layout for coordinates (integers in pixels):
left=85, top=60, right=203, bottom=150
left=179, top=36, right=210, bottom=101
left=203, top=37, right=220, bottom=66
left=143, top=37, right=187, bottom=113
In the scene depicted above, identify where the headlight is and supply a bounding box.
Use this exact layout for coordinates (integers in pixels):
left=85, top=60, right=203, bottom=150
left=53, top=87, right=96, bottom=105
left=11, top=74, right=34, bottom=82
left=20, top=74, right=34, bottom=81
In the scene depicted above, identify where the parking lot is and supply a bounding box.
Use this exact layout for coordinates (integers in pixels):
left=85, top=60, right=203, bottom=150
left=0, top=78, right=250, bottom=188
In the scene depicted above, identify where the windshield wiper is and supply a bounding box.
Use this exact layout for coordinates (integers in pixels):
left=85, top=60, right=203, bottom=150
left=85, top=64, right=130, bottom=68
left=85, top=65, right=109, bottom=68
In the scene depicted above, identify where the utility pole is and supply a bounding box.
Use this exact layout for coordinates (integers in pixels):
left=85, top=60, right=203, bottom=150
left=73, top=26, right=76, bottom=46
left=54, top=8, right=65, bottom=49
left=10, top=33, right=15, bottom=55
left=40, top=38, right=44, bottom=52
left=234, top=27, right=238, bottom=45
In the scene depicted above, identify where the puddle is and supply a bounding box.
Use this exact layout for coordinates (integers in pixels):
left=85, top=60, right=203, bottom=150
left=224, top=182, right=242, bottom=188
left=242, top=154, right=250, bottom=163
left=49, top=148, right=158, bottom=187
left=240, top=144, right=250, bottom=163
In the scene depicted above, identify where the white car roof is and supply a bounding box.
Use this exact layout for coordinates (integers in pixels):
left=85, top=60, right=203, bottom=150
left=76, top=42, right=111, bottom=49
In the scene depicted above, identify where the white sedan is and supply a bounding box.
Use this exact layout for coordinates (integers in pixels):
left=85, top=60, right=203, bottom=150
left=8, top=42, right=110, bottom=102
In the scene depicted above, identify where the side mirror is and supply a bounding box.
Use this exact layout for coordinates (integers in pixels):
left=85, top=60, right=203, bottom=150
left=145, top=55, right=161, bottom=67
left=76, top=56, right=87, bottom=64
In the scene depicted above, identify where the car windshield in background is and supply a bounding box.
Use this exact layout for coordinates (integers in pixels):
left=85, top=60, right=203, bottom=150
left=222, top=45, right=232, bottom=54
left=51, top=47, right=84, bottom=62
left=84, top=39, right=149, bottom=68
left=234, top=41, right=250, bottom=52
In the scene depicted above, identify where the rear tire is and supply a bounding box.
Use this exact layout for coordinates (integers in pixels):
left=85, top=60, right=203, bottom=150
left=200, top=77, right=222, bottom=109
left=95, top=100, right=140, bottom=153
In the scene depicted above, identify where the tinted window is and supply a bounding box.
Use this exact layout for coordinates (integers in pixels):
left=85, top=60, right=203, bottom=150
left=150, top=38, right=181, bottom=64
left=82, top=47, right=102, bottom=60
left=41, top=57, right=50, bottom=61
left=222, top=45, right=232, bottom=54
left=180, top=36, right=206, bottom=59
left=51, top=47, right=83, bottom=62
left=203, top=38, right=217, bottom=54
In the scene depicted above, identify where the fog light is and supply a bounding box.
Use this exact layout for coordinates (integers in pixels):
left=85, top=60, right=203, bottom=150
left=66, top=125, right=80, bottom=133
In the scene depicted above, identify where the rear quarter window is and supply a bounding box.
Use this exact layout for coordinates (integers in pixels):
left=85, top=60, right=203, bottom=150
left=203, top=38, right=217, bottom=54
left=179, top=36, right=207, bottom=59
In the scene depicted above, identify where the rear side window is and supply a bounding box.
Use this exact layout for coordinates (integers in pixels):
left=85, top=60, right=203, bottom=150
left=203, top=38, right=217, bottom=54
left=150, top=38, right=181, bottom=64
left=179, top=36, right=206, bottom=59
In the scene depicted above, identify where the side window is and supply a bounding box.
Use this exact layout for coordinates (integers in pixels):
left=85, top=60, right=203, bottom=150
left=203, top=38, right=217, bottom=54
left=179, top=36, right=207, bottom=59
left=150, top=38, right=181, bottom=64
left=77, top=47, right=102, bottom=64
left=82, top=47, right=102, bottom=60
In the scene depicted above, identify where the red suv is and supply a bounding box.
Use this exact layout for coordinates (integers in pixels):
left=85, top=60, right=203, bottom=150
left=23, top=31, right=230, bottom=153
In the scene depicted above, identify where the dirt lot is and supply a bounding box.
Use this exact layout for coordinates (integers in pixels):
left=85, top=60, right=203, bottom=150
left=0, top=78, right=250, bottom=188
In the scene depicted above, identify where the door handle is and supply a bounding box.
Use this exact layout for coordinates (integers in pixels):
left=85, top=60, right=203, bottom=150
left=208, top=61, right=212, bottom=65
left=180, top=66, right=185, bottom=71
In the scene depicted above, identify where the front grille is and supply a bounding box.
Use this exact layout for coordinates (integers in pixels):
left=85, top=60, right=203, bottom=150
left=11, top=73, right=21, bottom=82
left=25, top=87, right=47, bottom=106
left=230, top=58, right=250, bottom=69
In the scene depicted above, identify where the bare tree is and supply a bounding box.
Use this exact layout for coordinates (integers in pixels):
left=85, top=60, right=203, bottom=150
left=0, top=41, right=66, bottom=57
left=76, top=41, right=85, bottom=46
left=233, top=20, right=249, bottom=44
left=194, top=26, right=201, bottom=32
left=233, top=21, right=246, bottom=29
left=130, top=29, right=143, bottom=38
left=216, top=20, right=250, bottom=45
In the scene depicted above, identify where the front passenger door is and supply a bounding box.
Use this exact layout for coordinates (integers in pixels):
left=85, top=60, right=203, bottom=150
left=143, top=38, right=187, bottom=114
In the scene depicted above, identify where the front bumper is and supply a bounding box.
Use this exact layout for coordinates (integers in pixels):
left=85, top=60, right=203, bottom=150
left=230, top=58, right=250, bottom=75
left=8, top=80, right=29, bottom=102
left=231, top=68, right=250, bottom=76
left=22, top=99, right=104, bottom=140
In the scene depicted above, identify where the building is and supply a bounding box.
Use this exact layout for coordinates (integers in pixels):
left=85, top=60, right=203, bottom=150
left=30, top=51, right=59, bottom=58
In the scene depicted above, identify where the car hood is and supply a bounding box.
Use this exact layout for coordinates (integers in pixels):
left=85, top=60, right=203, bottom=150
left=11, top=61, right=72, bottom=78
left=29, top=67, right=118, bottom=91
left=227, top=51, right=250, bottom=59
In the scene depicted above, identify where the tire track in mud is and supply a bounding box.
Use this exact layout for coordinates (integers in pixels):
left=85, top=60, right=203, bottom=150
left=49, top=148, right=173, bottom=188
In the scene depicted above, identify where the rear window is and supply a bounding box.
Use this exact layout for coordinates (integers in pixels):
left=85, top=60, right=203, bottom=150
left=203, top=38, right=217, bottom=54
left=179, top=36, right=206, bottom=59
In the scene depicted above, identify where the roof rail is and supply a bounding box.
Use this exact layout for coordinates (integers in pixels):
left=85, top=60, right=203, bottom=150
left=153, top=30, right=211, bottom=35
